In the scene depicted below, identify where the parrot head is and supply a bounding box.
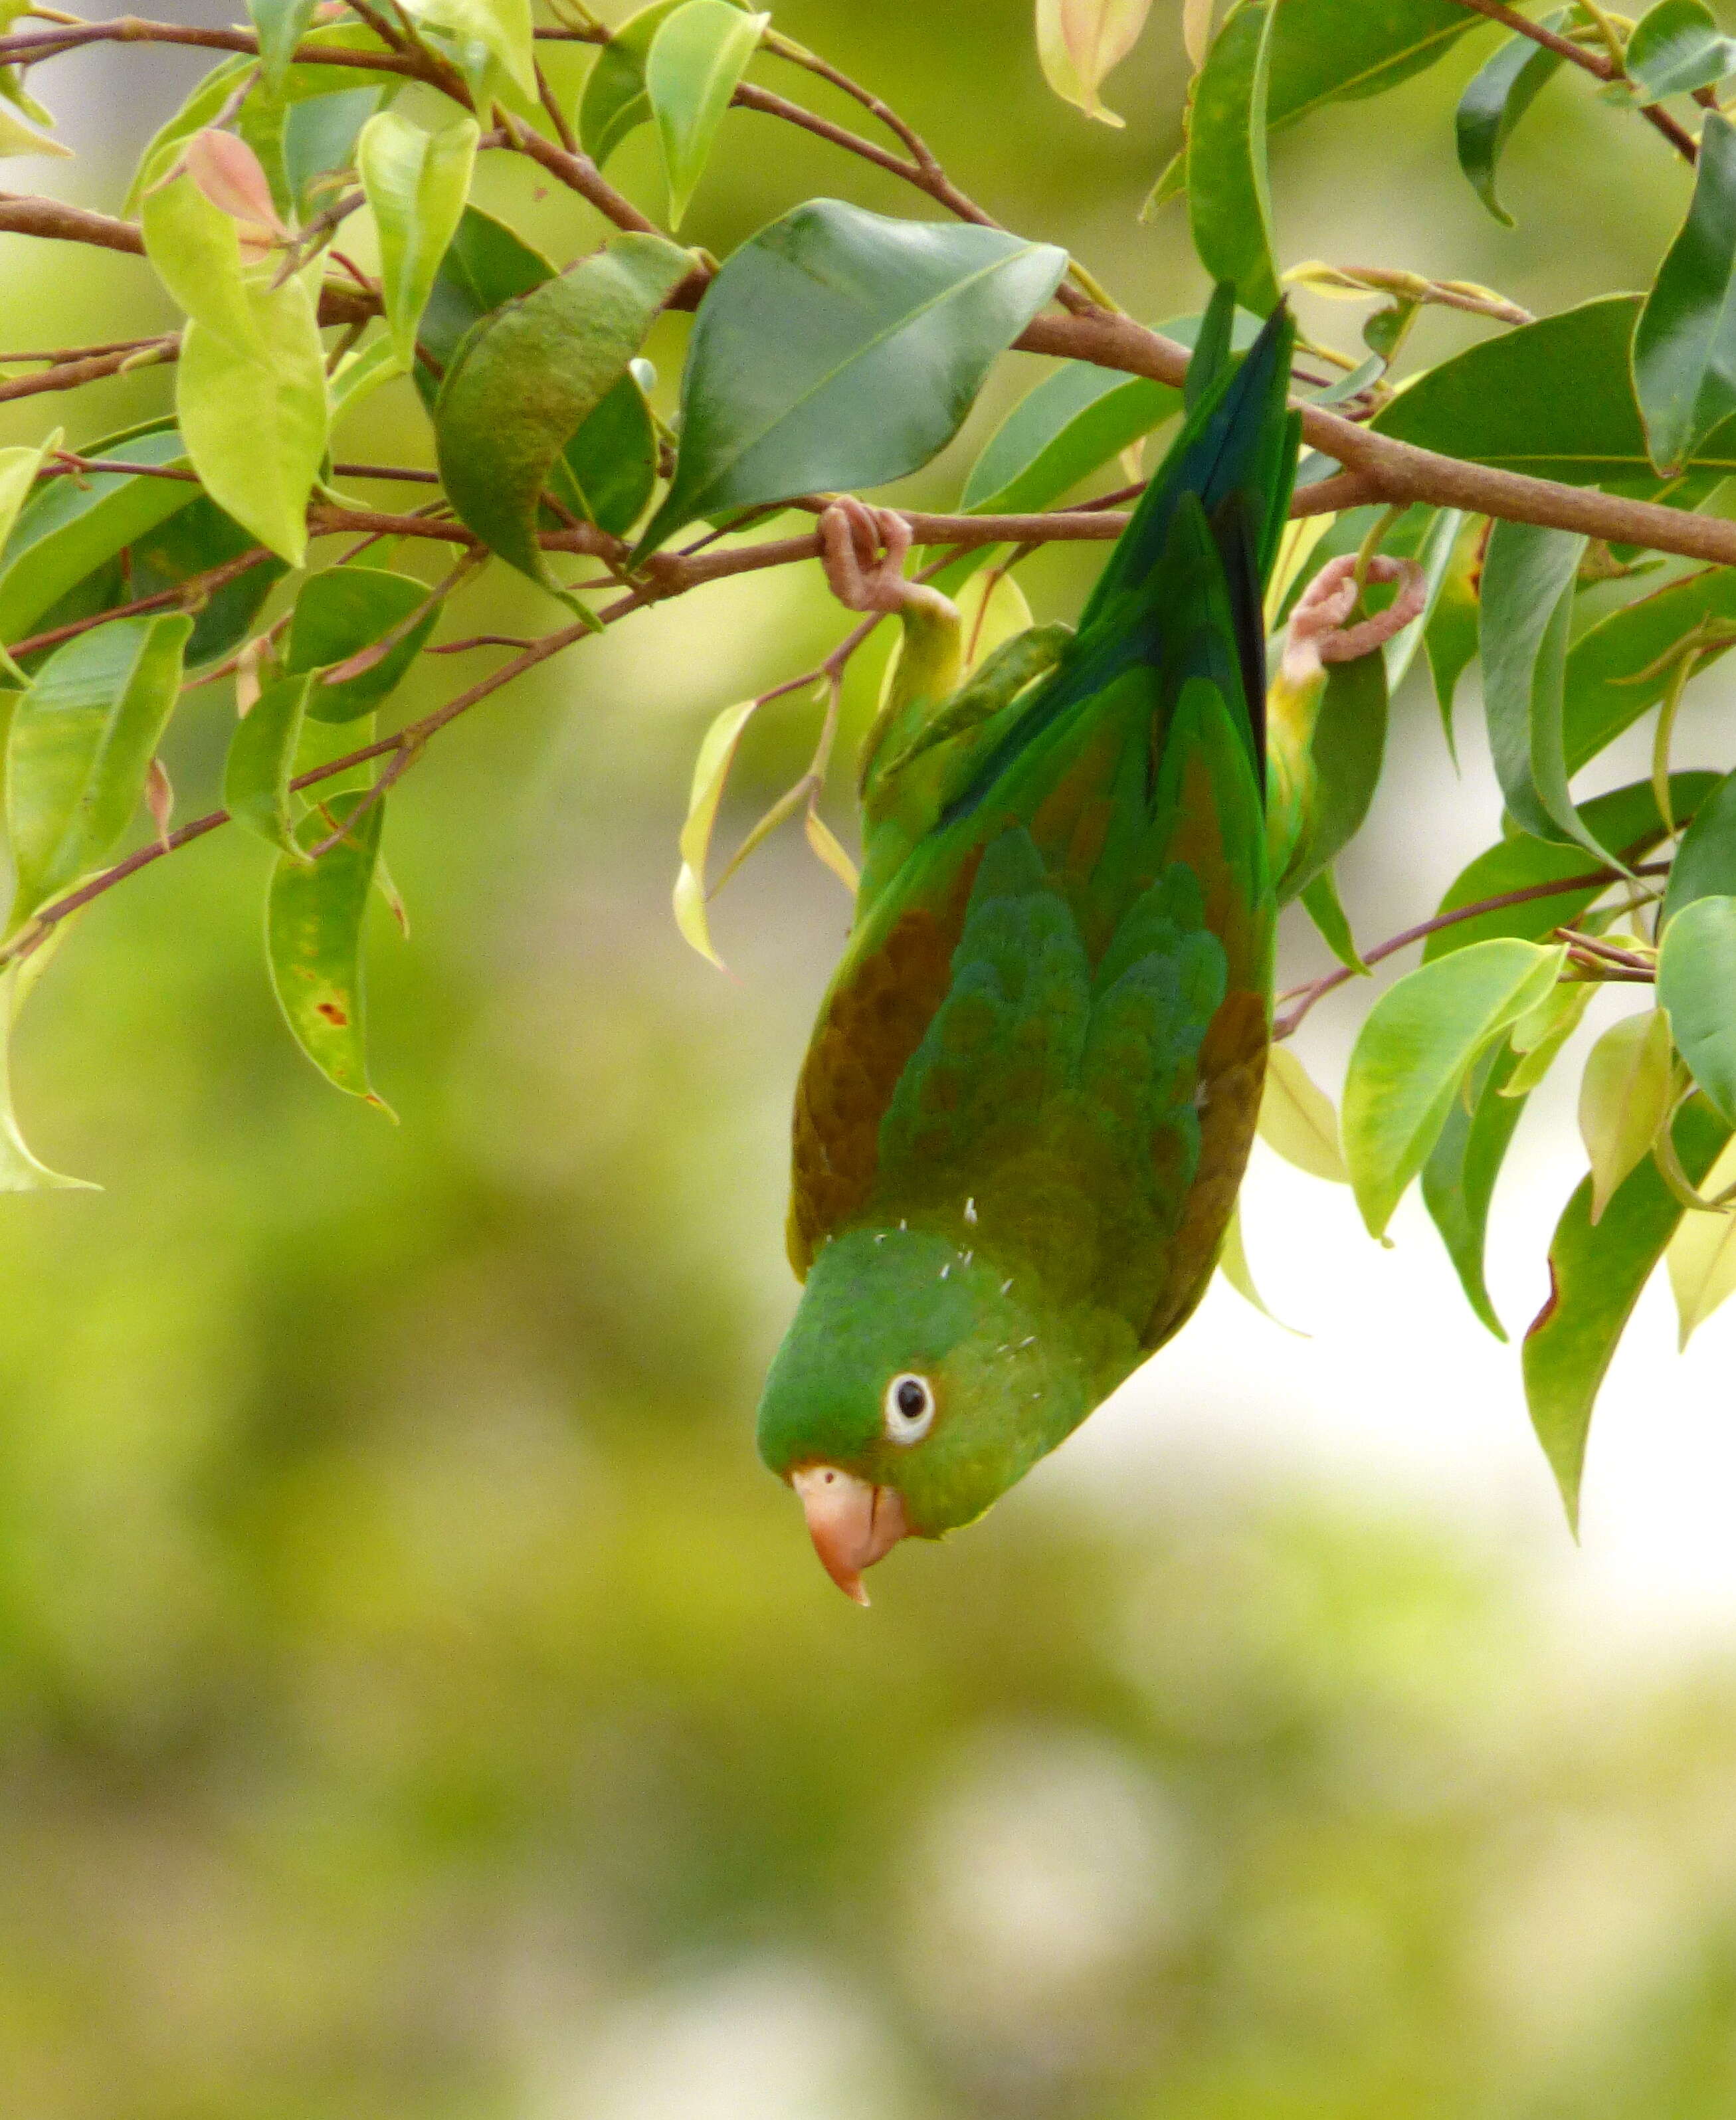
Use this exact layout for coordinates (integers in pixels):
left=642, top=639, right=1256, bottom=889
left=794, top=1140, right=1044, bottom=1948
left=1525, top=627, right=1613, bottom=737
left=757, top=1222, right=1115, bottom=1602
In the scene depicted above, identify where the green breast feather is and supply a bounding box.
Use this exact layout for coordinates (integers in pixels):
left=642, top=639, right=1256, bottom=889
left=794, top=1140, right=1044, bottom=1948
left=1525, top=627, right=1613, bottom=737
left=758, top=292, right=1301, bottom=1596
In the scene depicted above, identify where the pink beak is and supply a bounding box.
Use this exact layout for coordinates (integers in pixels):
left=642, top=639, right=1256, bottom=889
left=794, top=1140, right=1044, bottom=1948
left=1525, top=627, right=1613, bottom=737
left=790, top=1466, right=910, bottom=1604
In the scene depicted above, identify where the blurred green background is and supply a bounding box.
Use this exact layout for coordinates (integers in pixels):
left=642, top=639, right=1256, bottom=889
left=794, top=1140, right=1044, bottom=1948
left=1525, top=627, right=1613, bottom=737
left=5, top=5, right=1736, bottom=2115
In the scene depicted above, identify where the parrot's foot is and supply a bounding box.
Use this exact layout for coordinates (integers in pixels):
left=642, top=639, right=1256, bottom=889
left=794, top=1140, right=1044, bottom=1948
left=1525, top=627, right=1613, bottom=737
left=819, top=495, right=953, bottom=625
left=1281, top=552, right=1426, bottom=685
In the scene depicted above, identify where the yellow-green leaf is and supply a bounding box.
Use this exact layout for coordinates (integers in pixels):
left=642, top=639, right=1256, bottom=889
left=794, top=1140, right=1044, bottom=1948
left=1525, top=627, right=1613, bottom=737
left=357, top=108, right=480, bottom=368
left=1035, top=0, right=1155, bottom=126
left=1666, top=1133, right=1736, bottom=1347
left=405, top=0, right=537, bottom=99
left=1502, top=977, right=1593, bottom=1098
left=674, top=696, right=757, bottom=965
left=177, top=271, right=328, bottom=566
left=1216, top=1200, right=1302, bottom=1331
left=1578, top=1007, right=1674, bottom=1222
left=645, top=0, right=766, bottom=227
left=1258, top=1044, right=1347, bottom=1183
left=803, top=805, right=858, bottom=895
left=225, top=673, right=311, bottom=857
left=0, top=959, right=95, bottom=1192
left=1658, top=893, right=1736, bottom=1123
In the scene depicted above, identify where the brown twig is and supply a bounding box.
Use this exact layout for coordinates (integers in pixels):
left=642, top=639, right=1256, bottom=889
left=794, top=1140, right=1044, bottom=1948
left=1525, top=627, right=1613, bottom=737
left=1274, top=862, right=1674, bottom=1039
left=7, top=545, right=274, bottom=661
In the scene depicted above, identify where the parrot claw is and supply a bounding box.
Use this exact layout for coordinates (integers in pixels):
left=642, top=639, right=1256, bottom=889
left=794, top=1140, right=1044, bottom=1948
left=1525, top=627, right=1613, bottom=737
left=1280, top=551, right=1426, bottom=685
left=819, top=495, right=923, bottom=617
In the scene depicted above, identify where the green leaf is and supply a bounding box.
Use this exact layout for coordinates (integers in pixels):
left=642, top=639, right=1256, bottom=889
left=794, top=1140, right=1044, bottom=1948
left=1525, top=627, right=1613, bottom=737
left=140, top=155, right=267, bottom=359
left=225, top=673, right=311, bottom=856
left=329, top=333, right=406, bottom=424
left=1524, top=1096, right=1729, bottom=1529
left=1257, top=1043, right=1348, bottom=1182
left=403, top=0, right=536, bottom=99
left=1384, top=504, right=1466, bottom=694
left=1479, top=519, right=1617, bottom=865
left=1186, top=0, right=1279, bottom=314
left=417, top=205, right=551, bottom=385
left=1423, top=511, right=1483, bottom=751
left=1421, top=1040, right=1526, bottom=1339
left=1298, top=866, right=1368, bottom=974
left=1454, top=13, right=1568, bottom=227
left=1425, top=771, right=1716, bottom=962
left=1564, top=566, right=1736, bottom=771
left=248, top=0, right=319, bottom=90
left=284, top=86, right=386, bottom=221
left=358, top=108, right=480, bottom=369
left=125, top=58, right=252, bottom=215
left=1664, top=1133, right=1736, bottom=1345
left=557, top=362, right=660, bottom=536
left=1579, top=1007, right=1675, bottom=1222
left=1343, top=937, right=1567, bottom=1238
left=0, top=425, right=198, bottom=649
left=1503, top=975, right=1594, bottom=1096
left=1658, top=893, right=1736, bottom=1120
left=579, top=0, right=690, bottom=165
left=6, top=614, right=192, bottom=929
left=1375, top=294, right=1736, bottom=492
left=961, top=363, right=1177, bottom=513
left=436, top=232, right=692, bottom=595
left=1664, top=767, right=1736, bottom=926
left=674, top=695, right=757, bottom=965
left=1618, top=0, right=1736, bottom=100
left=1276, top=648, right=1387, bottom=904
left=266, top=789, right=391, bottom=1106
left=646, top=0, right=766, bottom=227
left=1633, top=113, right=1736, bottom=475
left=636, top=201, right=1067, bottom=555
left=177, top=270, right=329, bottom=567
left=287, top=566, right=438, bottom=722
left=1150, top=0, right=1478, bottom=214
left=0, top=959, right=95, bottom=1193
left=127, top=496, right=286, bottom=668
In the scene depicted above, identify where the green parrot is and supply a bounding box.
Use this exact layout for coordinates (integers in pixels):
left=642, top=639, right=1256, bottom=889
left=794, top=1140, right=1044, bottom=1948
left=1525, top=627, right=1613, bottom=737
left=757, top=294, right=1307, bottom=1602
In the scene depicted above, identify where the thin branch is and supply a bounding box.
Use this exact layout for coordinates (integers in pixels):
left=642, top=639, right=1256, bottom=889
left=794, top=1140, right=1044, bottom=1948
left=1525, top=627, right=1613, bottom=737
left=7, top=545, right=274, bottom=660
left=1444, top=0, right=1699, bottom=162
left=1274, top=861, right=1674, bottom=1039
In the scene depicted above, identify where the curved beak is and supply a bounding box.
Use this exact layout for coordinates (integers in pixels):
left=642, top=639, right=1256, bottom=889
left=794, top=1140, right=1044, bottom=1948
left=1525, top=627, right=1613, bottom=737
left=790, top=1466, right=909, bottom=1605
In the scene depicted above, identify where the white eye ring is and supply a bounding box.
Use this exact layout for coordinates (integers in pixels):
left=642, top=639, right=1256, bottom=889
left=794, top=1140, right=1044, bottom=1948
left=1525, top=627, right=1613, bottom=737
left=884, top=1372, right=935, bottom=1444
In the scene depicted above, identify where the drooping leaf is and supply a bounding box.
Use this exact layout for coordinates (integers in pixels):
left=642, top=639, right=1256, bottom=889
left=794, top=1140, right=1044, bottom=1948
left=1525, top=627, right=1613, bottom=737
left=1579, top=1008, right=1675, bottom=1221
left=803, top=806, right=859, bottom=895
left=1454, top=12, right=1567, bottom=227
left=1524, top=1096, right=1729, bottom=1528
left=1384, top=504, right=1466, bottom=694
left=1036, top=0, right=1156, bottom=126
left=1216, top=1201, right=1300, bottom=1329
left=225, top=673, right=312, bottom=856
left=581, top=0, right=686, bottom=163
left=0, top=425, right=199, bottom=652
left=266, top=789, right=391, bottom=1106
left=636, top=201, right=1067, bottom=555
left=1150, top=0, right=1477, bottom=212
left=286, top=566, right=438, bottom=722
left=1425, top=772, right=1716, bottom=961
left=1665, top=1133, right=1736, bottom=1346
left=558, top=363, right=660, bottom=537
left=177, top=271, right=328, bottom=567
left=358, top=108, right=480, bottom=368
left=1376, top=295, right=1736, bottom=492
left=646, top=0, right=766, bottom=226
left=1298, top=866, right=1369, bottom=975
left=1562, top=565, right=1736, bottom=772
left=1633, top=113, right=1736, bottom=475
left=437, top=233, right=690, bottom=594
left=1479, top=519, right=1617, bottom=864
left=1658, top=893, right=1736, bottom=1121
left=6, top=614, right=192, bottom=929
left=1503, top=976, right=1594, bottom=1096
left=1343, top=937, right=1567, bottom=1238
left=0, top=959, right=95, bottom=1192
left=1424, top=512, right=1483, bottom=748
left=1421, top=1040, right=1525, bottom=1339
left=1618, top=0, right=1736, bottom=100
left=674, top=696, right=757, bottom=965
left=1257, top=1043, right=1347, bottom=1182
left=1275, top=648, right=1387, bottom=904
left=140, top=153, right=266, bottom=355
left=417, top=205, right=551, bottom=384
left=1185, top=0, right=1279, bottom=314
left=1664, top=767, right=1736, bottom=927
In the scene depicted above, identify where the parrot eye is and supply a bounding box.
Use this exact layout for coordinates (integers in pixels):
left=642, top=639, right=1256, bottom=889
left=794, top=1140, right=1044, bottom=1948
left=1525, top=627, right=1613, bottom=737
left=884, top=1372, right=935, bottom=1444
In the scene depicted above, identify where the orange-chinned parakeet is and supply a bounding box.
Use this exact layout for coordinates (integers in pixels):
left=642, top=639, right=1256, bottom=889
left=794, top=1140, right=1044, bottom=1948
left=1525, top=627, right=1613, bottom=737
left=757, top=296, right=1308, bottom=1602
